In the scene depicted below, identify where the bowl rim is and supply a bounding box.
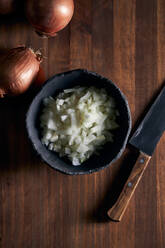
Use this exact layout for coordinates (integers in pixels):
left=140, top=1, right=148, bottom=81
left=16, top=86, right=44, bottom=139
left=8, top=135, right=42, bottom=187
left=26, top=68, right=132, bottom=175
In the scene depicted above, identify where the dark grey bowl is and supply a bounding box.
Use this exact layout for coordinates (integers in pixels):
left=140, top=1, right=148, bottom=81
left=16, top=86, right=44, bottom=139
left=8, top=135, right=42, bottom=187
left=26, top=69, right=131, bottom=175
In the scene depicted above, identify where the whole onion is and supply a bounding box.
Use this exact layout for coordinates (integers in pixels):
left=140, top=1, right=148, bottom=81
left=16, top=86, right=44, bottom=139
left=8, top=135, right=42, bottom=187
left=0, top=47, right=42, bottom=98
left=0, top=0, right=16, bottom=14
left=26, top=0, right=74, bottom=37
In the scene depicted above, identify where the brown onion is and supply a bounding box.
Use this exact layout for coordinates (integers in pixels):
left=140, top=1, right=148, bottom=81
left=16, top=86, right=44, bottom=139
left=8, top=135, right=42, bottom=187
left=33, top=66, right=46, bottom=87
left=0, top=0, right=16, bottom=14
left=0, top=47, right=42, bottom=98
left=26, top=0, right=74, bottom=37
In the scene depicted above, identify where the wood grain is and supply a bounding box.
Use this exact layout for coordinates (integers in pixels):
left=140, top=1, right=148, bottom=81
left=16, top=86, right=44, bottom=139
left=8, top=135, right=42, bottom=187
left=0, top=0, right=165, bottom=247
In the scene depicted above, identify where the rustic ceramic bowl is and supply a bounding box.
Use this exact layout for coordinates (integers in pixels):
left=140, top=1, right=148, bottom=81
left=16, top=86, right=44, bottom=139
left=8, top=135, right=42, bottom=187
left=26, top=69, right=131, bottom=175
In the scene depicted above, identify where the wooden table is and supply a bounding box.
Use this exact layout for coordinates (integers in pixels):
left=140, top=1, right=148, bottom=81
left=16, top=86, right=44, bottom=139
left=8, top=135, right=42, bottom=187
left=0, top=0, right=165, bottom=247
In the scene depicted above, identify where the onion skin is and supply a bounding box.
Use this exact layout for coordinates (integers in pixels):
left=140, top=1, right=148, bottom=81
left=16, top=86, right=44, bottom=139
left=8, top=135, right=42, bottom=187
left=0, top=47, right=42, bottom=98
left=0, top=0, right=15, bottom=14
left=33, top=66, right=46, bottom=87
left=26, top=0, right=74, bottom=37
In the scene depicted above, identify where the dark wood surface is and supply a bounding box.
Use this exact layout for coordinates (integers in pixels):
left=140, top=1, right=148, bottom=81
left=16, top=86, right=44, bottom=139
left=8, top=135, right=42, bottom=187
left=0, top=0, right=165, bottom=247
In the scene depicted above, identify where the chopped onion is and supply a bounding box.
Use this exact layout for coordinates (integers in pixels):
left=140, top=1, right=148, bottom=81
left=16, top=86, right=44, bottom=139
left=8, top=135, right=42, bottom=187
left=40, top=86, right=119, bottom=166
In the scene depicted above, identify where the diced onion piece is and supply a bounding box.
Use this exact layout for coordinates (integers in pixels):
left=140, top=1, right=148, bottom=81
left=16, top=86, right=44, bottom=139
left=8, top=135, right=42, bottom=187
left=40, top=86, right=119, bottom=166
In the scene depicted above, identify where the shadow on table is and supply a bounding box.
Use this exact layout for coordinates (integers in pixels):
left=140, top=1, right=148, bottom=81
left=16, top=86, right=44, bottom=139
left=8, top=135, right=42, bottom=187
left=0, top=13, right=26, bottom=25
left=0, top=5, right=30, bottom=48
left=0, top=1, right=26, bottom=25
left=0, top=88, right=42, bottom=171
left=86, top=146, right=139, bottom=223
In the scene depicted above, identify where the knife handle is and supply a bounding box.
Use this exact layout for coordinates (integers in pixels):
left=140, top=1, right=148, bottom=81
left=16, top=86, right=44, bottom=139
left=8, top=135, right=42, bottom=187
left=107, top=151, right=151, bottom=221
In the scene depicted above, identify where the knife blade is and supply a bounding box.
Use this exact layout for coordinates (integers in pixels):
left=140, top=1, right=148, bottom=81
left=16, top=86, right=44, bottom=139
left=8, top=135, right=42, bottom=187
left=129, top=86, right=165, bottom=155
left=107, top=86, right=165, bottom=221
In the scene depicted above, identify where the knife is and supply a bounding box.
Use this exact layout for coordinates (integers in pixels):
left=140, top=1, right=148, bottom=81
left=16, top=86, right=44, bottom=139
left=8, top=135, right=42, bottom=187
left=107, top=85, right=165, bottom=222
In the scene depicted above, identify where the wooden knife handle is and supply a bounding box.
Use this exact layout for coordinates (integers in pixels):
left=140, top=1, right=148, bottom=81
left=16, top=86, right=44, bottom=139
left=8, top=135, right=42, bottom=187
left=107, top=151, right=151, bottom=221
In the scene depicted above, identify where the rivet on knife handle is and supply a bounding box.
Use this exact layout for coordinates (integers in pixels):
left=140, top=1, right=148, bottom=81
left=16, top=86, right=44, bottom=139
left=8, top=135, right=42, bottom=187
left=107, top=151, right=151, bottom=222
